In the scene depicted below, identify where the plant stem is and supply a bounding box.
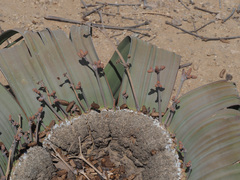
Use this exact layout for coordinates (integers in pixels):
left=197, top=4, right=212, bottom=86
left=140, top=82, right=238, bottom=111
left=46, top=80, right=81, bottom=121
left=54, top=100, right=68, bottom=118
left=156, top=73, right=162, bottom=122
left=69, top=137, right=107, bottom=179
left=175, top=79, right=184, bottom=100
left=93, top=67, right=107, bottom=108
left=79, top=169, right=91, bottom=180
left=157, top=89, right=161, bottom=121
left=83, top=57, right=107, bottom=109
left=35, top=115, right=41, bottom=144
left=5, top=149, right=12, bottom=179
left=28, top=121, right=33, bottom=142
left=64, top=73, right=86, bottom=112
left=49, top=143, right=76, bottom=174
left=39, top=97, right=64, bottom=121
left=6, top=135, right=20, bottom=180
left=96, top=28, right=140, bottom=110
left=167, top=110, right=174, bottom=127
left=80, top=87, right=90, bottom=110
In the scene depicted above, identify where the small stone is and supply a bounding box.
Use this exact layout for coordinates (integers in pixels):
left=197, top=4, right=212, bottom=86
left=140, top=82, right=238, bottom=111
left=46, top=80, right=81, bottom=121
left=171, top=18, right=182, bottom=26
left=225, top=74, right=233, bottom=81
left=32, top=20, right=37, bottom=24
left=215, top=13, right=222, bottom=20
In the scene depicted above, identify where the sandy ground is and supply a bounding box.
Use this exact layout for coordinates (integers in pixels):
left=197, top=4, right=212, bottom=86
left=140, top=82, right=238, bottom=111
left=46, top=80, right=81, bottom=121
left=0, top=0, right=240, bottom=97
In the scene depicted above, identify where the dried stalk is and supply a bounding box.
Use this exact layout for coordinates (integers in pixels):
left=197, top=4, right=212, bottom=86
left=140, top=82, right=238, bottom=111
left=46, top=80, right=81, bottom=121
left=222, top=8, right=236, bottom=23
left=179, top=63, right=192, bottom=69
left=79, top=169, right=90, bottom=180
left=96, top=2, right=141, bottom=7
left=28, top=120, right=33, bottom=142
left=37, top=80, right=52, bottom=105
left=79, top=85, right=90, bottom=110
left=44, top=16, right=150, bottom=31
left=39, top=96, right=63, bottom=121
left=165, top=68, right=197, bottom=127
left=80, top=0, right=88, bottom=9
left=49, top=143, right=76, bottom=174
left=82, top=5, right=105, bottom=19
left=63, top=73, right=86, bottom=112
left=35, top=108, right=43, bottom=143
left=178, top=0, right=190, bottom=10
left=141, top=12, right=173, bottom=19
left=6, top=129, right=21, bottom=179
left=166, top=21, right=240, bottom=41
left=69, top=137, right=107, bottom=179
left=194, top=6, right=218, bottom=15
left=95, top=28, right=140, bottom=111
left=92, top=64, right=107, bottom=108
left=78, top=55, right=107, bottom=108
left=48, top=91, right=68, bottom=118
left=192, top=20, right=215, bottom=33
left=5, top=150, right=12, bottom=179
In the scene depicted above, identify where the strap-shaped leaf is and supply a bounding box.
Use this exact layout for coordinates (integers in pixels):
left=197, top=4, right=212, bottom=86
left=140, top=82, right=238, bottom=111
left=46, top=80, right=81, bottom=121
left=0, top=35, right=57, bottom=123
left=104, top=37, right=131, bottom=98
left=105, top=36, right=181, bottom=112
left=167, top=81, right=240, bottom=179
left=0, top=84, right=26, bottom=172
left=0, top=26, right=114, bottom=126
left=187, top=112, right=240, bottom=179
left=169, top=81, right=240, bottom=133
left=69, top=26, right=113, bottom=108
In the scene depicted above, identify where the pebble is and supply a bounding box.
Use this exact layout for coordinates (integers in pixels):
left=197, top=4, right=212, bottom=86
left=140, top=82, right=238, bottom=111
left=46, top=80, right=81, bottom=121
left=226, top=74, right=233, bottom=81
left=215, top=13, right=222, bottom=20
left=171, top=18, right=182, bottom=26
left=32, top=20, right=37, bottom=24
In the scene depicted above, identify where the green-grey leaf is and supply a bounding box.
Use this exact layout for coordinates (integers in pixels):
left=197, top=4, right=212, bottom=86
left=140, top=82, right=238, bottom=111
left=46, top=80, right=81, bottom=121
left=166, top=81, right=240, bottom=179
left=105, top=36, right=181, bottom=112
left=0, top=84, right=27, bottom=172
left=0, top=26, right=114, bottom=127
left=169, top=81, right=240, bottom=133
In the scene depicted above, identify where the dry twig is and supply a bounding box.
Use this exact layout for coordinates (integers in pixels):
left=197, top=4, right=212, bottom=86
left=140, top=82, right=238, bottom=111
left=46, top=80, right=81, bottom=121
left=49, top=143, right=76, bottom=174
left=222, top=8, right=236, bottom=23
left=82, top=5, right=105, bottom=19
left=68, top=137, right=107, bottom=179
left=166, top=21, right=240, bottom=41
left=141, top=12, right=173, bottom=19
left=44, top=16, right=150, bottom=31
left=194, top=6, right=218, bottom=15
left=192, top=20, right=215, bottom=33
left=178, top=0, right=190, bottom=10
left=179, top=63, right=192, bottom=69
left=96, top=2, right=141, bottom=7
left=80, top=0, right=88, bottom=9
